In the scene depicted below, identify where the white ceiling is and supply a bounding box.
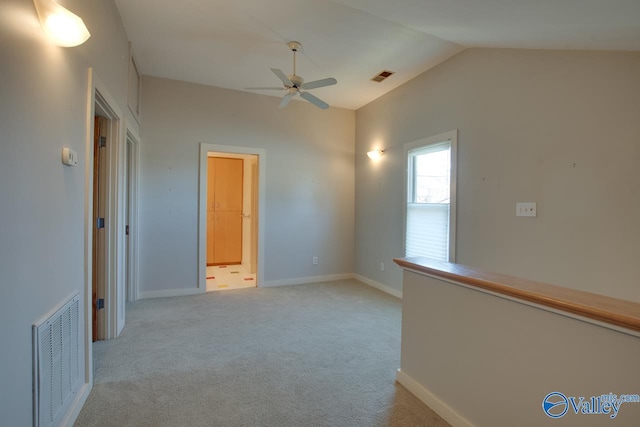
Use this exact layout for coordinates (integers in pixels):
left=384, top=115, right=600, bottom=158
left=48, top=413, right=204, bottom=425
left=114, top=0, right=640, bottom=110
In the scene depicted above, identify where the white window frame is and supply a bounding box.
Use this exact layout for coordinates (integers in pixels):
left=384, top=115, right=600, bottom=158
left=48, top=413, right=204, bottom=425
left=403, top=130, right=457, bottom=262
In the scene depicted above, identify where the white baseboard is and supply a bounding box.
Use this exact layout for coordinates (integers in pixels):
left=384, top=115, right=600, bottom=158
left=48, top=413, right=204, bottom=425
left=138, top=274, right=400, bottom=298
left=396, top=369, right=475, bottom=427
left=353, top=274, right=402, bottom=299
left=139, top=287, right=204, bottom=299
left=60, top=382, right=91, bottom=427
left=261, top=273, right=353, bottom=288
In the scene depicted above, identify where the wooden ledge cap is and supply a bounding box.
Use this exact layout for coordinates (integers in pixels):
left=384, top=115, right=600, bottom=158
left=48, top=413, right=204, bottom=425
left=394, top=257, right=640, bottom=333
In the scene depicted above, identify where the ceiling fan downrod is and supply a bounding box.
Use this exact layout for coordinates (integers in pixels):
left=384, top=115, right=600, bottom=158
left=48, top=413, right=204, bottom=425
left=288, top=41, right=301, bottom=77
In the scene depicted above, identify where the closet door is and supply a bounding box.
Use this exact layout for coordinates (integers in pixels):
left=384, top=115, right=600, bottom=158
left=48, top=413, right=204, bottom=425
left=207, top=157, right=243, bottom=265
left=213, top=157, right=243, bottom=211
left=207, top=158, right=216, bottom=210
left=206, top=211, right=215, bottom=265
left=213, top=211, right=242, bottom=264
left=206, top=158, right=216, bottom=265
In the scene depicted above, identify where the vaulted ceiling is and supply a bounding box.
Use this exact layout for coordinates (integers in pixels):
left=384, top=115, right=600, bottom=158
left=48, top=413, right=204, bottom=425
left=115, top=0, right=640, bottom=110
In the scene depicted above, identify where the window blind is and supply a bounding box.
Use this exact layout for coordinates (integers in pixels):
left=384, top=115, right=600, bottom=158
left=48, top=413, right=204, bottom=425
left=406, top=141, right=451, bottom=261
left=406, top=203, right=449, bottom=260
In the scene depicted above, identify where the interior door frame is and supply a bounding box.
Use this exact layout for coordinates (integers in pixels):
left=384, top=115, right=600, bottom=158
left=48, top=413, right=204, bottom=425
left=198, top=143, right=266, bottom=291
left=125, top=126, right=141, bottom=302
left=207, top=154, right=254, bottom=267
left=84, top=69, right=127, bottom=369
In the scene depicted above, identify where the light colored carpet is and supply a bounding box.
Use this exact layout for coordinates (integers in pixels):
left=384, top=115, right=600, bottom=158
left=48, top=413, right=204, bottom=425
left=75, top=280, right=450, bottom=427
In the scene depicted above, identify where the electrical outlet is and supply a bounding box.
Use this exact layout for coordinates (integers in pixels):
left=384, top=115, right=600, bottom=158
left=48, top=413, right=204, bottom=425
left=380, top=262, right=385, bottom=271
left=313, top=257, right=318, bottom=265
left=516, top=202, right=537, bottom=217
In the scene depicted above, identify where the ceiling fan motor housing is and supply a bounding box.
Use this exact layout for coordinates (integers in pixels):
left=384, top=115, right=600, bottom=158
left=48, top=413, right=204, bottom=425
left=288, top=74, right=304, bottom=88
left=288, top=41, right=302, bottom=52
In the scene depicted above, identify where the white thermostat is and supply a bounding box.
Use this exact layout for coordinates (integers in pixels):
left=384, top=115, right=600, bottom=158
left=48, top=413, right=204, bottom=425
left=62, top=147, right=78, bottom=166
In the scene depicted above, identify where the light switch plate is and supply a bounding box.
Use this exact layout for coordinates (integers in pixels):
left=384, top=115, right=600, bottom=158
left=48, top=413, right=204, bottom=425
left=516, top=202, right=537, bottom=217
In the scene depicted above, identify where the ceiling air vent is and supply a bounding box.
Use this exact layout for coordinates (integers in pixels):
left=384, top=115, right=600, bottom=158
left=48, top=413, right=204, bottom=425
left=371, top=70, right=395, bottom=83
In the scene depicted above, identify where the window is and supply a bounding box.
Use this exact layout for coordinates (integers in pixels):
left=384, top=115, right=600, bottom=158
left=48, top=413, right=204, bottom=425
left=405, top=130, right=457, bottom=261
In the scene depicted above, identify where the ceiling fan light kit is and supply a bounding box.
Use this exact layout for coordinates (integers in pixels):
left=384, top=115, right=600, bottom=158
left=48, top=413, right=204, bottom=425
left=247, top=41, right=337, bottom=110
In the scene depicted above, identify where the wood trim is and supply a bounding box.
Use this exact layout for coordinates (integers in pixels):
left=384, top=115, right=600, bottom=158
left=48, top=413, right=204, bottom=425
left=394, top=257, right=640, bottom=333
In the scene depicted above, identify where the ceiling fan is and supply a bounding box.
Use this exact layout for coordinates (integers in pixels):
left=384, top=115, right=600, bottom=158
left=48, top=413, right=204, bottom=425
left=247, top=41, right=337, bottom=110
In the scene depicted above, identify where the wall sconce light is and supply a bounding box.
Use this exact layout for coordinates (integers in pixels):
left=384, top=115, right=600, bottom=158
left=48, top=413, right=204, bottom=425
left=367, top=149, right=384, bottom=160
left=34, top=0, right=91, bottom=47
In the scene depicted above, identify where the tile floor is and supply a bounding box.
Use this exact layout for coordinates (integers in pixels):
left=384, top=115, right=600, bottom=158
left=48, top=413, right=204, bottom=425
left=206, top=264, right=256, bottom=292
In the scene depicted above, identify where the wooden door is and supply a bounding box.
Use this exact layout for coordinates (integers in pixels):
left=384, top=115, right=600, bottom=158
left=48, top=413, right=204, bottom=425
left=206, top=211, right=215, bottom=265
left=206, top=157, right=243, bottom=265
left=207, top=158, right=216, bottom=211
left=206, top=158, right=216, bottom=265
left=92, top=117, right=108, bottom=341
left=213, top=157, right=243, bottom=211
left=213, top=211, right=242, bottom=264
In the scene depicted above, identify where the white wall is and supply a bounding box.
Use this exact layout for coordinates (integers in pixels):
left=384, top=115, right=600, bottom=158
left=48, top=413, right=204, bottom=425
left=0, top=0, right=133, bottom=424
left=139, top=77, right=355, bottom=293
left=355, top=49, right=640, bottom=302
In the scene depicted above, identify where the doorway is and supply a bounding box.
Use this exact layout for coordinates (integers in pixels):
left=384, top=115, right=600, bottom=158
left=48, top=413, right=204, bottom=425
left=92, top=115, right=107, bottom=341
left=198, top=144, right=266, bottom=292
left=124, top=129, right=140, bottom=302
left=206, top=153, right=257, bottom=291
left=86, top=71, right=127, bottom=345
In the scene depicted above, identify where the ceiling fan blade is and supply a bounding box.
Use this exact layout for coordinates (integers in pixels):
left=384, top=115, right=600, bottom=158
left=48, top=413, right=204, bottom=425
left=301, top=77, right=337, bottom=90
left=245, top=87, right=285, bottom=91
left=279, top=93, right=294, bottom=109
left=271, top=68, right=293, bottom=86
left=300, top=92, right=329, bottom=110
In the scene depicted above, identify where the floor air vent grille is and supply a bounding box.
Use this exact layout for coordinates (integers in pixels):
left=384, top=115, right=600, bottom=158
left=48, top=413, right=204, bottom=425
left=33, top=292, right=81, bottom=427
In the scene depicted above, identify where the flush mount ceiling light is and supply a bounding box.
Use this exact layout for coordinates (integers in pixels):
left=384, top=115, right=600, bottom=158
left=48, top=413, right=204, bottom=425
left=34, top=0, right=90, bottom=47
left=367, top=149, right=384, bottom=160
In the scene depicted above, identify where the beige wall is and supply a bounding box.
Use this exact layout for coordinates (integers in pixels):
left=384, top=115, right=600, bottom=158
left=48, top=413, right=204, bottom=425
left=399, top=270, right=640, bottom=427
left=0, top=0, right=134, bottom=425
left=355, top=48, right=640, bottom=302
left=138, top=76, right=355, bottom=293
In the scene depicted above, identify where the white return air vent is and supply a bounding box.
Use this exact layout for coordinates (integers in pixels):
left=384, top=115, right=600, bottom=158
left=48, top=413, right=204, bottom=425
left=33, top=292, right=82, bottom=427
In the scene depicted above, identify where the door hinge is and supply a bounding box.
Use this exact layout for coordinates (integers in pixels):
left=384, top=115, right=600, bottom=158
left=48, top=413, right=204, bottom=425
left=97, top=298, right=104, bottom=310
left=125, top=225, right=129, bottom=235
left=99, top=136, right=107, bottom=148
left=96, top=218, right=105, bottom=229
